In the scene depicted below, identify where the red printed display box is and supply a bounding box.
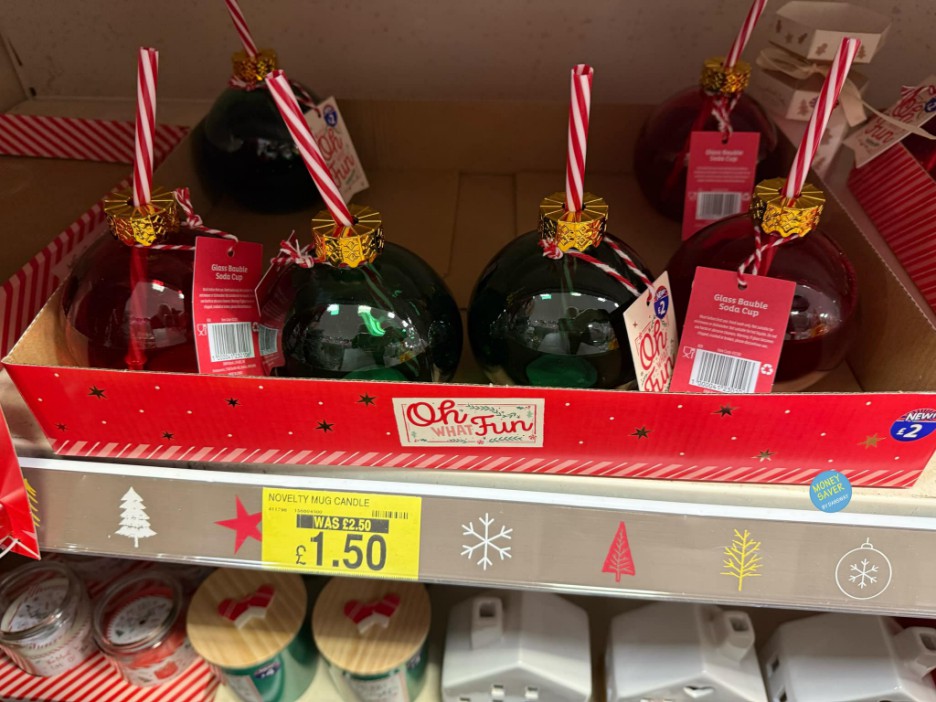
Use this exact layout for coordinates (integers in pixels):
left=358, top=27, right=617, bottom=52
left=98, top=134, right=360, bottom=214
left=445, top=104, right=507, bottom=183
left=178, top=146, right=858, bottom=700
left=3, top=101, right=936, bottom=487
left=848, top=143, right=936, bottom=315
left=0, top=651, right=218, bottom=702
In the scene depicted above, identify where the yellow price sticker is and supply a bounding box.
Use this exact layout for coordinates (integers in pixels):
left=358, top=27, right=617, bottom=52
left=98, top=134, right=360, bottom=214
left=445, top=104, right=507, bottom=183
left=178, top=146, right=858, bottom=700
left=261, top=488, right=422, bottom=580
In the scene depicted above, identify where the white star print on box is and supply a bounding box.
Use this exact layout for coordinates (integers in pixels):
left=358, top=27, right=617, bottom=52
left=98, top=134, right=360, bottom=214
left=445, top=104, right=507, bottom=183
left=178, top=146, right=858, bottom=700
left=461, top=513, right=512, bottom=571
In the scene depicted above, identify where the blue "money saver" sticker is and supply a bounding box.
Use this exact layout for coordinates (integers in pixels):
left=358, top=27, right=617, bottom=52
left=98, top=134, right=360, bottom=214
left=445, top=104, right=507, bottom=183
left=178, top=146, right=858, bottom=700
left=810, top=470, right=852, bottom=513
left=890, top=408, right=936, bottom=442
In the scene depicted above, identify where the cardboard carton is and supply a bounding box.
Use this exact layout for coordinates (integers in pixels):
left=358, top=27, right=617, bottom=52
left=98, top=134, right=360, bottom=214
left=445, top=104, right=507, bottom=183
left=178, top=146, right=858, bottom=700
left=3, top=101, right=936, bottom=486
left=769, top=1, right=891, bottom=64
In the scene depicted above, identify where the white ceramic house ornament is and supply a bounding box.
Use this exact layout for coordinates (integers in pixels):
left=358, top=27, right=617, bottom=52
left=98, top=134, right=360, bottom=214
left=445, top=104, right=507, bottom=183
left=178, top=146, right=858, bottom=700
left=762, top=613, right=936, bottom=702
left=442, top=590, right=591, bottom=702
left=606, top=602, right=767, bottom=702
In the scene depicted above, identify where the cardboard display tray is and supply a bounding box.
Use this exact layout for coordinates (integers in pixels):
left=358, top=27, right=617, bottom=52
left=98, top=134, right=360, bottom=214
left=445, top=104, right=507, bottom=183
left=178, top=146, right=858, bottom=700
left=3, top=100, right=936, bottom=487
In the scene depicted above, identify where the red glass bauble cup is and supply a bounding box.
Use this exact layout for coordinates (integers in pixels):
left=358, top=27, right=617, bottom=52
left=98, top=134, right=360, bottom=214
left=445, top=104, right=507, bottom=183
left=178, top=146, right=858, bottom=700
left=667, top=213, right=858, bottom=391
left=634, top=87, right=781, bottom=221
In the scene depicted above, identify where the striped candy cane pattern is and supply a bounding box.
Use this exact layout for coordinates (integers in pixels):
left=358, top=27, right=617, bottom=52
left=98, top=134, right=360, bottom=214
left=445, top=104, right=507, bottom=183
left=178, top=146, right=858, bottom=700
left=224, top=0, right=259, bottom=58
left=783, top=38, right=861, bottom=199
left=132, top=48, right=159, bottom=208
left=0, top=652, right=218, bottom=702
left=565, top=64, right=593, bottom=213
left=724, top=0, right=769, bottom=69
left=266, top=69, right=354, bottom=226
left=0, top=115, right=185, bottom=164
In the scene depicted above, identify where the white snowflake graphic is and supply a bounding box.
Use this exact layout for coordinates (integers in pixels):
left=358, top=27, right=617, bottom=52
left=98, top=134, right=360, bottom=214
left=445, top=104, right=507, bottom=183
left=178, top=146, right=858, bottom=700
left=848, top=558, right=879, bottom=589
left=461, top=513, right=513, bottom=571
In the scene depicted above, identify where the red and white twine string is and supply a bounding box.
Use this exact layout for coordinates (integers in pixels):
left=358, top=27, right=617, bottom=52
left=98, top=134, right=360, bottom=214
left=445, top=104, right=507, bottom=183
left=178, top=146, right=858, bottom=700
left=783, top=37, right=860, bottom=199
left=275, top=237, right=320, bottom=268
left=266, top=69, right=354, bottom=227
left=539, top=239, right=650, bottom=298
left=565, top=64, right=593, bottom=213
left=132, top=48, right=158, bottom=208
left=736, top=226, right=790, bottom=286
left=137, top=188, right=238, bottom=251
left=224, top=0, right=259, bottom=58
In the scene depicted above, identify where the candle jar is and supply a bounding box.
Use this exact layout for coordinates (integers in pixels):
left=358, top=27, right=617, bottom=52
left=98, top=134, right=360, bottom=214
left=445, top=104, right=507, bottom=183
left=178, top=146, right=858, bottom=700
left=667, top=180, right=859, bottom=391
left=633, top=61, right=780, bottom=222
left=93, top=571, right=197, bottom=687
left=0, top=562, right=96, bottom=677
left=313, top=578, right=430, bottom=702
left=468, top=193, right=653, bottom=389
left=193, top=49, right=322, bottom=213
left=261, top=205, right=462, bottom=381
left=187, top=569, right=317, bottom=702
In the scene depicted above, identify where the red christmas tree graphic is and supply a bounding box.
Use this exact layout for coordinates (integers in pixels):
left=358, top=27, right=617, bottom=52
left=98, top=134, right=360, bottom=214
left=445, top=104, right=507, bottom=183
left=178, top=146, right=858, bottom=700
left=602, top=522, right=636, bottom=582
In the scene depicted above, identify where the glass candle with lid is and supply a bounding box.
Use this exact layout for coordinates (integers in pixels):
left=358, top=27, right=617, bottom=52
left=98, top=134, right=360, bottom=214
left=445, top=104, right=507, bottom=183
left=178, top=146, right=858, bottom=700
left=92, top=571, right=197, bottom=687
left=312, top=578, right=431, bottom=702
left=0, top=562, right=96, bottom=677
left=186, top=568, right=317, bottom=702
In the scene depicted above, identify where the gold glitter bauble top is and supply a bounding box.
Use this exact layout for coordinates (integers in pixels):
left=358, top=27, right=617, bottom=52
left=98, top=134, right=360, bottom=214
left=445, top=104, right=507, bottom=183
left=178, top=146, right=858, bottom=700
left=232, top=49, right=278, bottom=85
left=312, top=205, right=385, bottom=268
left=538, top=192, right=608, bottom=253
left=104, top=187, right=180, bottom=247
left=751, top=178, right=825, bottom=238
left=700, top=57, right=751, bottom=97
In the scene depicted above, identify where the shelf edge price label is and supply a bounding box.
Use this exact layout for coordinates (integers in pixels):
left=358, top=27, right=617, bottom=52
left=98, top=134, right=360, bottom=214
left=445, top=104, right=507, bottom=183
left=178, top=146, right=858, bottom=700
left=261, top=488, right=422, bottom=580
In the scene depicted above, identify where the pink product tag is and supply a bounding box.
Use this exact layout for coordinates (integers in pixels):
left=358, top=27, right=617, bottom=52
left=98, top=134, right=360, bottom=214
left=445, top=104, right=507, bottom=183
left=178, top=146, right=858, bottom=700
left=682, top=131, right=760, bottom=241
left=670, top=267, right=795, bottom=394
left=255, top=234, right=302, bottom=374
left=192, top=237, right=264, bottom=376
left=624, top=272, right=678, bottom=392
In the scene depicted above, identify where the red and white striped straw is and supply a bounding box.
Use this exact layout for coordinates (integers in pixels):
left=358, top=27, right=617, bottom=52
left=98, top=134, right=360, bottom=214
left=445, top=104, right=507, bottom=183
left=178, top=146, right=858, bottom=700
left=724, top=0, right=769, bottom=68
left=265, top=70, right=354, bottom=226
left=565, top=64, right=594, bottom=213
left=132, top=47, right=158, bottom=208
left=224, top=0, right=259, bottom=58
left=783, top=37, right=860, bottom=199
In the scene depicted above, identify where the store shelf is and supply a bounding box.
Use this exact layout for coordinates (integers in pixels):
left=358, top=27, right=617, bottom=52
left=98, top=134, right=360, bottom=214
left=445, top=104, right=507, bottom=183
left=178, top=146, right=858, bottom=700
left=4, top=99, right=936, bottom=619
left=5, top=363, right=935, bottom=617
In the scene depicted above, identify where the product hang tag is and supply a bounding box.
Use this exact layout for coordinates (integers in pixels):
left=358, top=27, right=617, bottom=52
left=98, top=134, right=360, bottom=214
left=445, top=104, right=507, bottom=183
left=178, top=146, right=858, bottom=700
left=845, top=76, right=936, bottom=167
left=682, top=131, right=760, bottom=241
left=193, top=237, right=265, bottom=376
left=304, top=97, right=369, bottom=201
left=255, top=233, right=301, bottom=374
left=669, top=267, right=795, bottom=394
left=624, top=272, right=678, bottom=392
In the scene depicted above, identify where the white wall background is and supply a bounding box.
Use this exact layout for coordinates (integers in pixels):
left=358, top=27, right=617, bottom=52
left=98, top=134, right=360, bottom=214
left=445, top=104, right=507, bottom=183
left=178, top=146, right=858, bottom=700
left=0, top=0, right=932, bottom=107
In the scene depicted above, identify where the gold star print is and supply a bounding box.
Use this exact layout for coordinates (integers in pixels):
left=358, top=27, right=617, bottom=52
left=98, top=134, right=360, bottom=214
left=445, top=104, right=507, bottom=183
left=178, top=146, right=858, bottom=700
left=859, top=434, right=883, bottom=449
left=754, top=450, right=774, bottom=462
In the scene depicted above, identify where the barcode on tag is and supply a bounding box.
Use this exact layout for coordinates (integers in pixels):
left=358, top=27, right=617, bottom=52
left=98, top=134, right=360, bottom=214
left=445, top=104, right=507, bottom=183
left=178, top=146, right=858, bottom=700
left=696, top=192, right=743, bottom=221
left=207, top=322, right=255, bottom=362
left=689, top=349, right=760, bottom=393
left=259, top=324, right=279, bottom=357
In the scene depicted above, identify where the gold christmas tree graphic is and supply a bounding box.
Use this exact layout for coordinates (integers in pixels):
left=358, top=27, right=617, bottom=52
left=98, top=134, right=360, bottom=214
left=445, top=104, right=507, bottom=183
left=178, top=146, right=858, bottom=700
left=721, top=528, right=762, bottom=591
left=24, top=479, right=39, bottom=528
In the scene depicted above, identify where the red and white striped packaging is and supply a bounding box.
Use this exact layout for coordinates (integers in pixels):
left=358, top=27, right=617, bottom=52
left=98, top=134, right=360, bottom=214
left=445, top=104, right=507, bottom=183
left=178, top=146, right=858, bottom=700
left=848, top=144, right=936, bottom=314
left=0, top=115, right=188, bottom=358
left=0, top=650, right=218, bottom=702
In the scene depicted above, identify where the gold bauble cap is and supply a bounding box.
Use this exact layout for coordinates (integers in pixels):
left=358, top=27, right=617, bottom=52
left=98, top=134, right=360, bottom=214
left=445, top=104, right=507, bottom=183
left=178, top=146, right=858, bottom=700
left=751, top=177, right=825, bottom=238
left=232, top=49, right=278, bottom=85
left=312, top=204, right=385, bottom=268
left=104, top=187, right=180, bottom=247
left=538, top=192, right=608, bottom=253
left=700, top=57, right=751, bottom=97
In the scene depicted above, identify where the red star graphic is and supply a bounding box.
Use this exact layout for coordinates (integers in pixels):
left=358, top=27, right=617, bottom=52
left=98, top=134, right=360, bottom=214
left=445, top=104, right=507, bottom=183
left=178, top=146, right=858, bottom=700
left=215, top=497, right=262, bottom=553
